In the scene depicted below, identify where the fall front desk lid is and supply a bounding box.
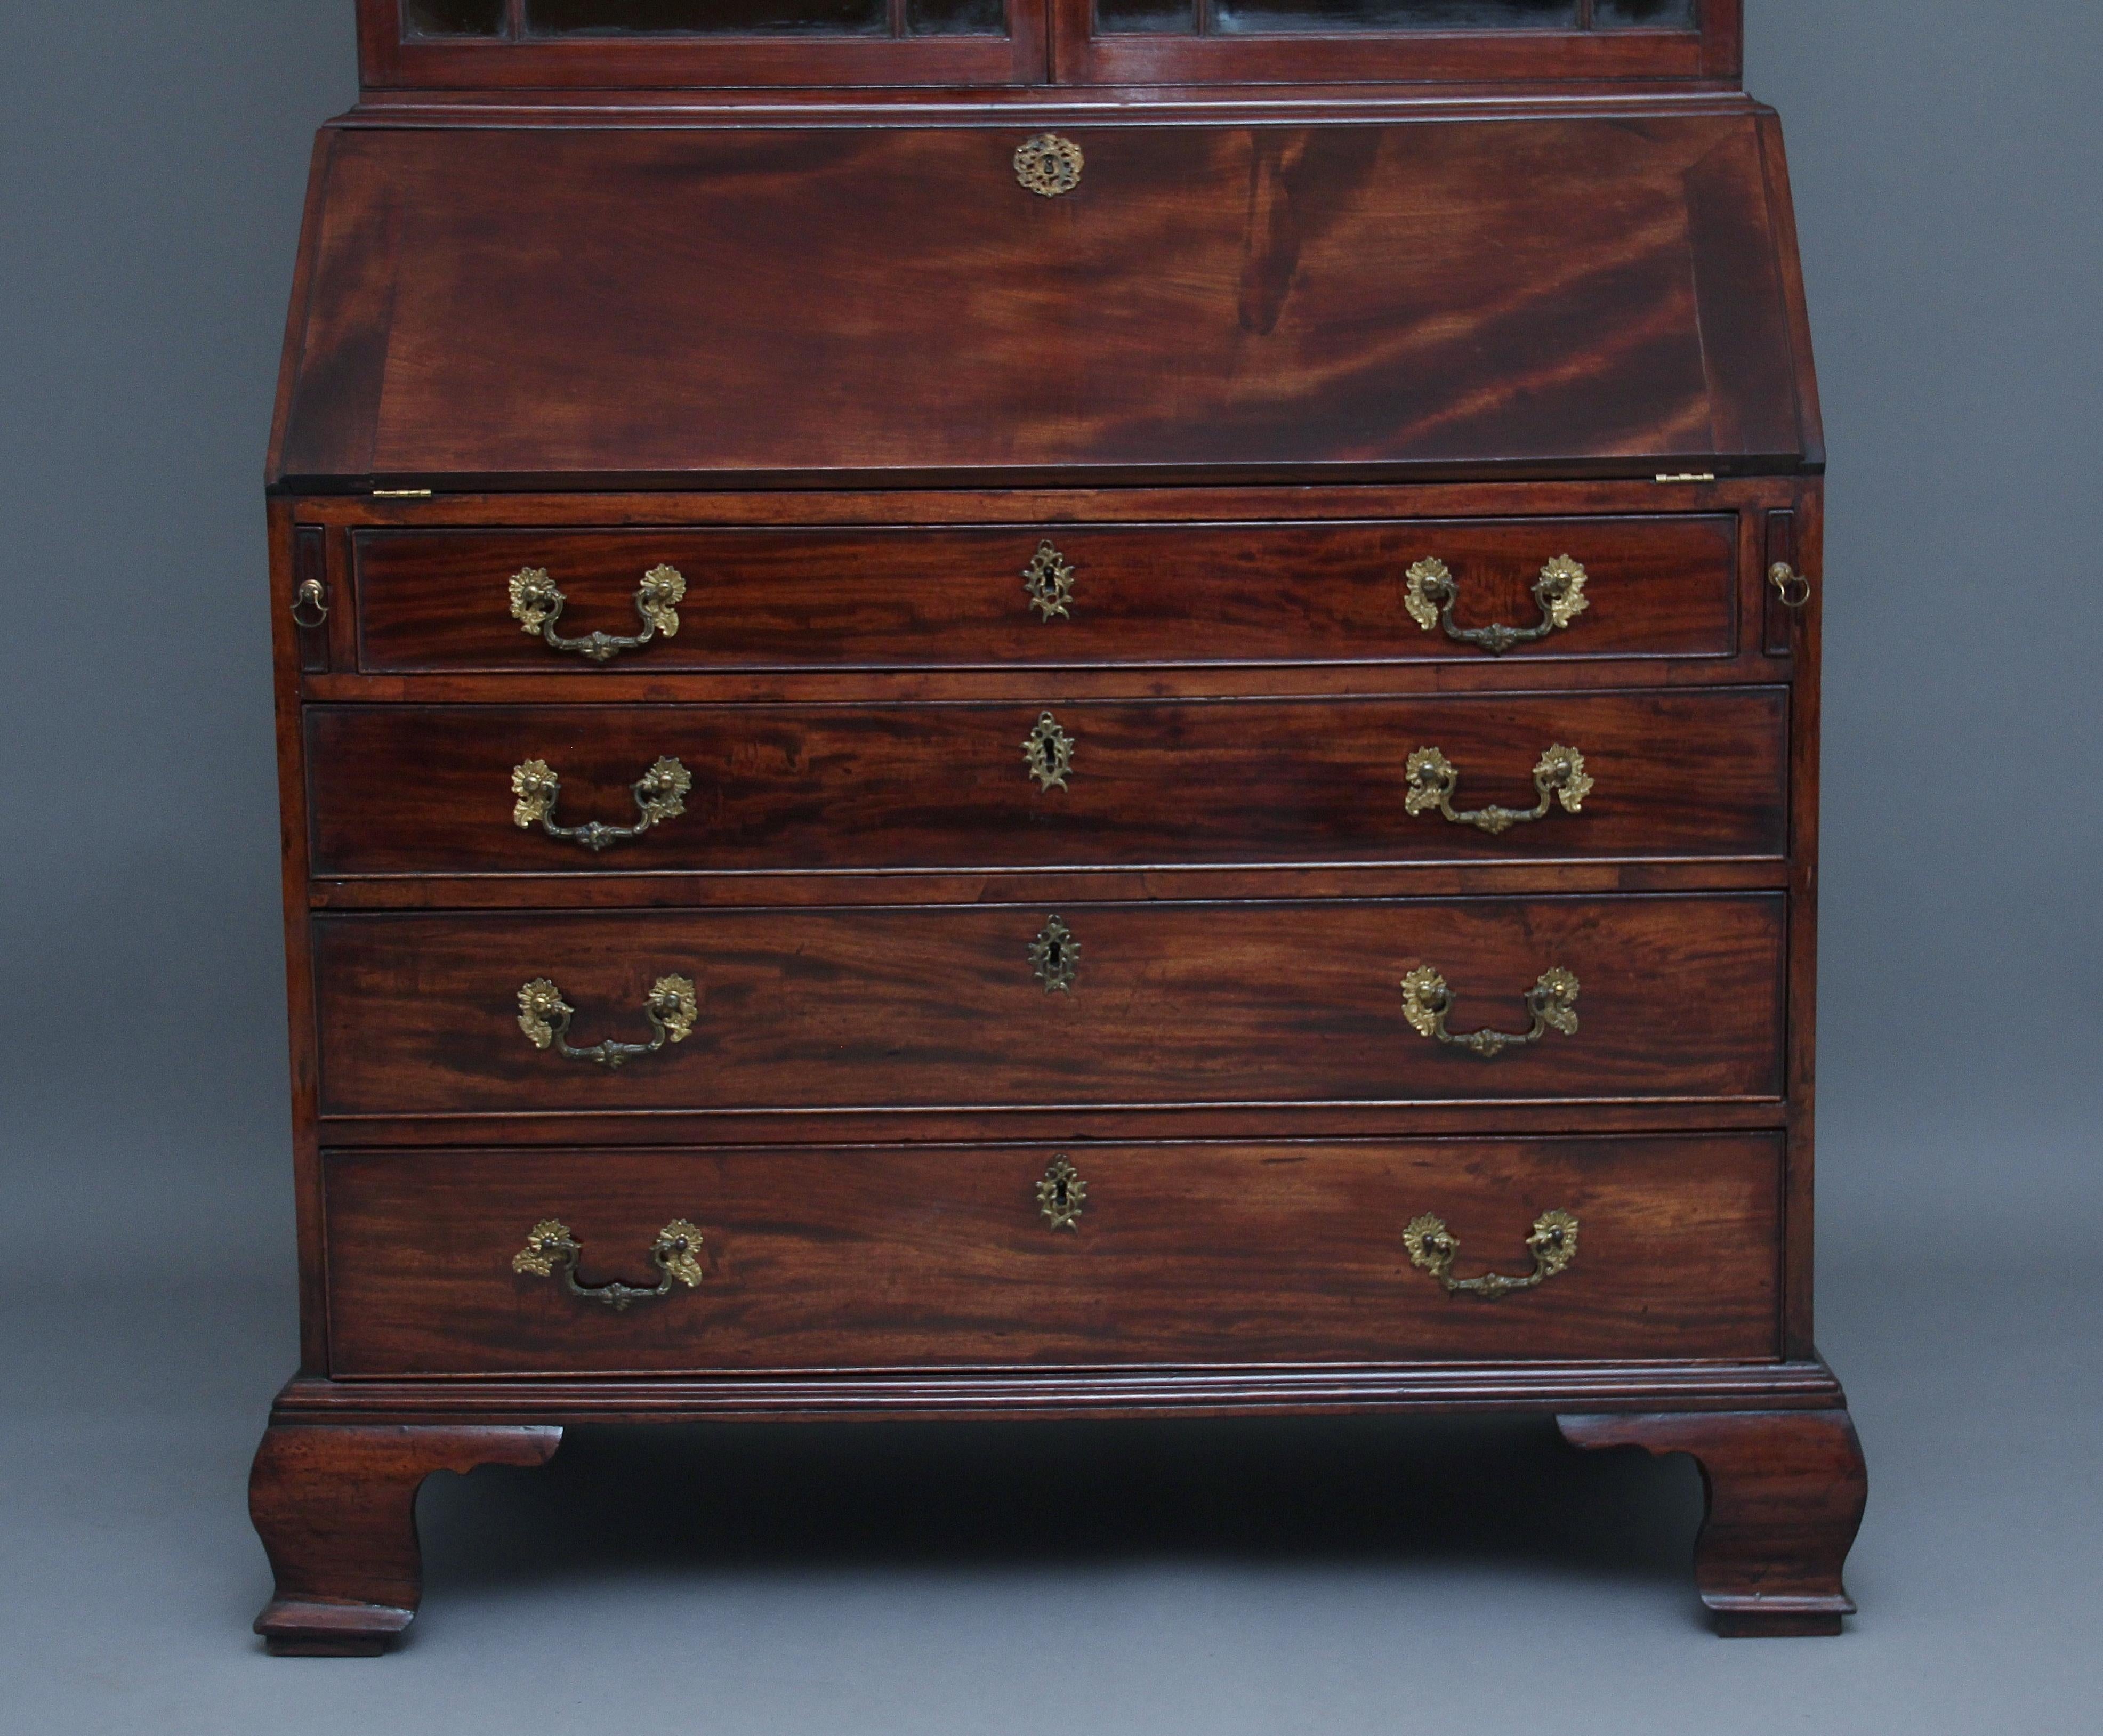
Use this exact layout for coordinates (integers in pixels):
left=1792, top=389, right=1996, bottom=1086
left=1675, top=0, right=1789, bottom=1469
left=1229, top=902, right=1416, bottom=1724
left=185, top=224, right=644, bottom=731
left=272, top=111, right=1817, bottom=490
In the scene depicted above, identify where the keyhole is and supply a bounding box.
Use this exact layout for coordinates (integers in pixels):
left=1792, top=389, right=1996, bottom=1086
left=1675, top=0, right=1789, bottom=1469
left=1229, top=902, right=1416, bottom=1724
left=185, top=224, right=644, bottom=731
left=1053, top=1177, right=1070, bottom=1210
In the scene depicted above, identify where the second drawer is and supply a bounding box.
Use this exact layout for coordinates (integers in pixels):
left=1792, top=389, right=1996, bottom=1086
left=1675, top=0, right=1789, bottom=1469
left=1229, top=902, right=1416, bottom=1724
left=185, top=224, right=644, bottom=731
left=306, top=689, right=1788, bottom=877
left=312, top=893, right=1785, bottom=1118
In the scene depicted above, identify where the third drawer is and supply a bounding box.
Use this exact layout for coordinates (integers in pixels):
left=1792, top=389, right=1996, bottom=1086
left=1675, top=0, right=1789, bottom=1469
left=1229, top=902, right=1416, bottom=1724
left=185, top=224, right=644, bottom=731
left=312, top=893, right=1785, bottom=1118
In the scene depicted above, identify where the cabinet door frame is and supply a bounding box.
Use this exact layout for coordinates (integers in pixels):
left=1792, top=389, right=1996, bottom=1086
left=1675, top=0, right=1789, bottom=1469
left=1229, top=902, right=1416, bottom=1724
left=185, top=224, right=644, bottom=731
left=360, top=0, right=1050, bottom=90
left=1048, top=0, right=1740, bottom=87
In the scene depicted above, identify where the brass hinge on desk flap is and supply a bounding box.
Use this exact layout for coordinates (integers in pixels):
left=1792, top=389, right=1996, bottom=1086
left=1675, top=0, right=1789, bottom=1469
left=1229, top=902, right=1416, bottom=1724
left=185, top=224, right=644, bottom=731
left=373, top=488, right=433, bottom=499
left=1655, top=472, right=1717, bottom=484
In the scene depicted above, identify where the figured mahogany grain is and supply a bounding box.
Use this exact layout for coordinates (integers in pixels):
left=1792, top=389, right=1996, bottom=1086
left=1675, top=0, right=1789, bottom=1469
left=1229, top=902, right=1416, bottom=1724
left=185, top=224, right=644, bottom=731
left=322, top=1133, right=1784, bottom=1374
left=304, top=689, right=1786, bottom=878
left=311, top=892, right=1784, bottom=1117
left=275, top=114, right=1808, bottom=489
left=348, top=516, right=1738, bottom=672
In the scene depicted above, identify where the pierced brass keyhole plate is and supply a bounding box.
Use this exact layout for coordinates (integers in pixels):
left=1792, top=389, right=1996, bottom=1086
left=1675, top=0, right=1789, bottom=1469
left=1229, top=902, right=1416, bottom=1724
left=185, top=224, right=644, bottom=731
left=1037, top=1158, right=1086, bottom=1231
left=1029, top=916, right=1080, bottom=992
left=1015, top=134, right=1084, bottom=198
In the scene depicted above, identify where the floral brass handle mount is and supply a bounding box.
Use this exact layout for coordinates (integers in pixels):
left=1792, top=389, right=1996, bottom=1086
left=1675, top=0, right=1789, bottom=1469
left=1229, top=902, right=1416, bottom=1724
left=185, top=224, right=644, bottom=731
left=1401, top=965, right=1581, bottom=1059
left=1404, top=1208, right=1580, bottom=1299
left=1406, top=744, right=1592, bottom=836
left=517, top=975, right=698, bottom=1069
left=512, top=756, right=692, bottom=853
left=513, top=1218, right=705, bottom=1311
left=1405, top=555, right=1588, bottom=655
left=508, top=564, right=686, bottom=664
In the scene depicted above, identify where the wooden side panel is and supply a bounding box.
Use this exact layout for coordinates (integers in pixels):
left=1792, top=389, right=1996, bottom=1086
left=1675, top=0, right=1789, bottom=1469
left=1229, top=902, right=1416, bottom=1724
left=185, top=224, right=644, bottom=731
left=349, top=515, right=1739, bottom=672
left=323, top=1134, right=1785, bottom=1373
left=304, top=690, right=1787, bottom=877
left=311, top=893, right=1786, bottom=1116
left=273, top=115, right=1808, bottom=489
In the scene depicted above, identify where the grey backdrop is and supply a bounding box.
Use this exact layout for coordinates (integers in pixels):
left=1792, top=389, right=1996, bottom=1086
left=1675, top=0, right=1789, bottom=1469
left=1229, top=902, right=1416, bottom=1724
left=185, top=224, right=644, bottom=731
left=3, top=4, right=2097, bottom=1732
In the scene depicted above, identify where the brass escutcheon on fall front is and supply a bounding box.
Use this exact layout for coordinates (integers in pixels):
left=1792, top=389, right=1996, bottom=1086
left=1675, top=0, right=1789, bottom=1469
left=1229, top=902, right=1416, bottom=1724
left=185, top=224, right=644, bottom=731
left=1037, top=1158, right=1086, bottom=1231
left=1400, top=965, right=1581, bottom=1059
left=1404, top=743, right=1593, bottom=836
left=1404, top=1208, right=1580, bottom=1299
left=517, top=974, right=698, bottom=1068
left=1404, top=555, right=1589, bottom=655
left=512, top=1218, right=705, bottom=1311
left=511, top=755, right=691, bottom=853
left=1014, top=133, right=1083, bottom=197
left=507, top=563, right=686, bottom=663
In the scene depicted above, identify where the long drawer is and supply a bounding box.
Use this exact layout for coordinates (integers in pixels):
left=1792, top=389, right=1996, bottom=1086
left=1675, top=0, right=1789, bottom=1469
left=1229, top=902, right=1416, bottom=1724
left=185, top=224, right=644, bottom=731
left=305, top=689, right=1787, bottom=877
left=321, top=1134, right=1784, bottom=1375
left=311, top=894, right=1785, bottom=1117
left=349, top=517, right=1740, bottom=674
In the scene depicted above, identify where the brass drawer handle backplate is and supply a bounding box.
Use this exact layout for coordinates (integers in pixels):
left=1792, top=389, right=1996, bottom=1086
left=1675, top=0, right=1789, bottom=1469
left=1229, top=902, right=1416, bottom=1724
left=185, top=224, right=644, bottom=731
left=517, top=975, right=698, bottom=1068
left=1400, top=965, right=1581, bottom=1059
left=513, top=1218, right=705, bottom=1311
left=1404, top=1208, right=1580, bottom=1299
left=1405, top=555, right=1589, bottom=655
left=508, top=564, right=686, bottom=663
left=512, top=756, right=692, bottom=853
left=1015, top=134, right=1083, bottom=197
left=1405, top=744, right=1593, bottom=835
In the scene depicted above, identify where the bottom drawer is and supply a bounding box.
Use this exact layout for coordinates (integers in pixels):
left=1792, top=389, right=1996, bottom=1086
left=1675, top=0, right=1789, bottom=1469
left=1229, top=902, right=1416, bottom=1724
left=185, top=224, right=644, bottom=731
left=323, top=1135, right=1782, bottom=1376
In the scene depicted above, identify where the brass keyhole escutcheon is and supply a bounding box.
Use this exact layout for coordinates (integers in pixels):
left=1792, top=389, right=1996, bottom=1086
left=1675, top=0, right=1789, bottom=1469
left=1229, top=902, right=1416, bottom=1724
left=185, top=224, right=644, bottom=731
left=1029, top=915, right=1080, bottom=992
left=1024, top=540, right=1076, bottom=620
left=1037, top=1158, right=1086, bottom=1231
left=1023, top=711, right=1075, bottom=792
left=1015, top=134, right=1084, bottom=198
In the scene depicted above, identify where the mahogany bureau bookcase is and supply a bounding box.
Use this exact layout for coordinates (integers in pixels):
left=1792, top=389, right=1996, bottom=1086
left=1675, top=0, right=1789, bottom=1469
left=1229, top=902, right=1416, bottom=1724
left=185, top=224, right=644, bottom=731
left=252, top=0, right=1865, bottom=1652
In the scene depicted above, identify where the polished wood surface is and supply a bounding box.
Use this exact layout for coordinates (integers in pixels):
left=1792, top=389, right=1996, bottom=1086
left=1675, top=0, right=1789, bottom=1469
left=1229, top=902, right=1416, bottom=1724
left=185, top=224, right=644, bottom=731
left=1559, top=1408, right=1867, bottom=1637
left=275, top=112, right=1810, bottom=491
left=304, top=689, right=1787, bottom=877
left=349, top=515, right=1739, bottom=673
left=311, top=893, right=1785, bottom=1117
left=323, top=1134, right=1784, bottom=1374
left=250, top=1422, right=561, bottom=1654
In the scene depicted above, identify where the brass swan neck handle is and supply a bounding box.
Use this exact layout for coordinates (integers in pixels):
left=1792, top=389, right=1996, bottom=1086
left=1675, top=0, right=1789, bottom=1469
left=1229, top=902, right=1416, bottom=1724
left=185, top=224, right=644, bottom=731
left=507, top=564, right=686, bottom=664
left=1401, top=965, right=1581, bottom=1059
left=1405, top=744, right=1592, bottom=835
left=517, top=975, right=697, bottom=1068
left=1404, top=1209, right=1580, bottom=1299
left=512, top=1219, right=705, bottom=1311
left=512, top=756, right=692, bottom=853
left=1404, top=555, right=1589, bottom=655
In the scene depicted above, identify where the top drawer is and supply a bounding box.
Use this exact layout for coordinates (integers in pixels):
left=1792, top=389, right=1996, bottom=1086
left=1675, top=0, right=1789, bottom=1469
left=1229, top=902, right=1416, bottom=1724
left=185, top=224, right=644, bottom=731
left=349, top=517, right=1739, bottom=675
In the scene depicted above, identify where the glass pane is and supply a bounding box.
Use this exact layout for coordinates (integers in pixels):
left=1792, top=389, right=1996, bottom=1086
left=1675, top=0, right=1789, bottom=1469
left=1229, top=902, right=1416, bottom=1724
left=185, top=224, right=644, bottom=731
left=1098, top=0, right=1199, bottom=33
left=1596, top=0, right=1696, bottom=25
left=405, top=0, right=507, bottom=35
left=1213, top=0, right=1579, bottom=31
left=524, top=0, right=888, bottom=35
left=907, top=0, right=1007, bottom=32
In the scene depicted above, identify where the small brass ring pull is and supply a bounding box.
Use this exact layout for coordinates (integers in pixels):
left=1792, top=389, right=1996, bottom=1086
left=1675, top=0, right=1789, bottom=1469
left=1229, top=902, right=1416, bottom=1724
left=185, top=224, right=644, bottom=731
left=1404, top=1208, right=1580, bottom=1299
left=291, top=577, right=329, bottom=629
left=517, top=974, right=698, bottom=1069
left=1400, top=965, right=1581, bottom=1059
left=513, top=1218, right=705, bottom=1311
left=1024, top=710, right=1075, bottom=792
left=1015, top=133, right=1083, bottom=198
left=508, top=564, right=686, bottom=664
left=1405, top=555, right=1589, bottom=656
left=1037, top=1158, right=1086, bottom=1231
left=1768, top=562, right=1812, bottom=609
left=1405, top=743, right=1593, bottom=836
left=512, top=756, right=692, bottom=853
